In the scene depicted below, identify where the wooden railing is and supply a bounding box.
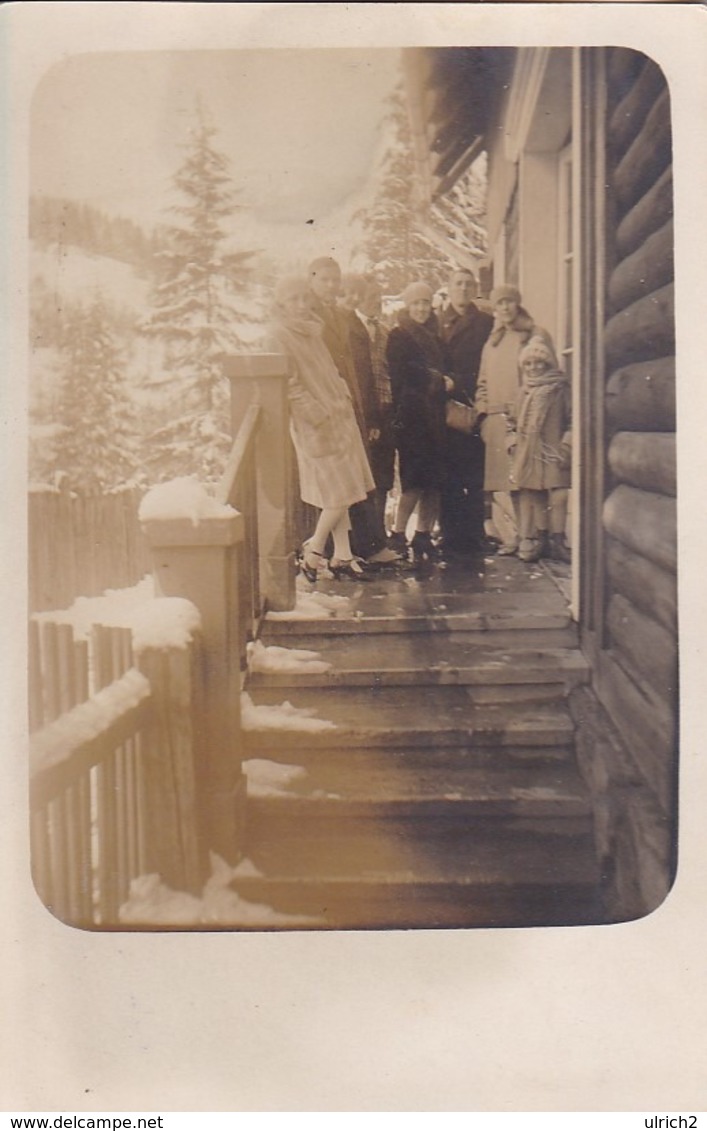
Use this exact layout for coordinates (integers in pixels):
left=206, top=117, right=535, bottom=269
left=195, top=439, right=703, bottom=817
left=215, top=400, right=263, bottom=666
left=28, top=352, right=297, bottom=924
left=29, top=620, right=202, bottom=926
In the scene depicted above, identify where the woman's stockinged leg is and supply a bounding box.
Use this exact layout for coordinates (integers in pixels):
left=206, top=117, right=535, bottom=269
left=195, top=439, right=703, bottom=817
left=417, top=489, right=440, bottom=533
left=331, top=511, right=354, bottom=561
left=393, top=489, right=421, bottom=535
left=548, top=488, right=569, bottom=534
left=309, top=506, right=348, bottom=556
left=517, top=490, right=535, bottom=540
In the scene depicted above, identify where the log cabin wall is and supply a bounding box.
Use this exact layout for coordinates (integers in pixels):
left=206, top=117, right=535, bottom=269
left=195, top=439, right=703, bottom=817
left=577, top=47, right=677, bottom=917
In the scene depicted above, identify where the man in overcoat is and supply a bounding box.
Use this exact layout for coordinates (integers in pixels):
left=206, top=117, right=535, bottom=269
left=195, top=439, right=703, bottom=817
left=437, top=267, right=494, bottom=555
left=341, top=275, right=397, bottom=547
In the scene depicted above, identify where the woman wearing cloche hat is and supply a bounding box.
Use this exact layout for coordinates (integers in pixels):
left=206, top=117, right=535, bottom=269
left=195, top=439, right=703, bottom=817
left=385, top=281, right=455, bottom=562
left=475, top=284, right=556, bottom=556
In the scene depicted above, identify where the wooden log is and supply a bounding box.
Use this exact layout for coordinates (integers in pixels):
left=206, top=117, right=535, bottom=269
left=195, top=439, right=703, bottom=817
left=604, top=283, right=674, bottom=372
left=608, top=56, right=668, bottom=157
left=606, top=356, right=675, bottom=433
left=606, top=592, right=677, bottom=698
left=612, top=89, right=672, bottom=216
left=607, top=47, right=647, bottom=102
left=603, top=484, right=676, bottom=573
left=594, top=650, right=676, bottom=814
left=606, top=535, right=677, bottom=632
left=616, top=165, right=673, bottom=262
left=608, top=220, right=673, bottom=316
left=608, top=432, right=676, bottom=496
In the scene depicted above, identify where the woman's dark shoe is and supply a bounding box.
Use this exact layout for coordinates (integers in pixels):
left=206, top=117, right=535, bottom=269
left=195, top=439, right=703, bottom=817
left=536, top=530, right=551, bottom=559
left=387, top=531, right=409, bottom=557
left=410, top=531, right=437, bottom=562
left=548, top=533, right=572, bottom=563
left=299, top=541, right=328, bottom=583
left=329, top=557, right=373, bottom=581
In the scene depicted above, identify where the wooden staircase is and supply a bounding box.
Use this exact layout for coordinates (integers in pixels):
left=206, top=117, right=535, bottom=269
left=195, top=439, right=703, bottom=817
left=230, top=555, right=602, bottom=930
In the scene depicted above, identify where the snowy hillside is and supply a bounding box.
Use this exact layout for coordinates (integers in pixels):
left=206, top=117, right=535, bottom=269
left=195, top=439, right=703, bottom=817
left=30, top=243, right=150, bottom=313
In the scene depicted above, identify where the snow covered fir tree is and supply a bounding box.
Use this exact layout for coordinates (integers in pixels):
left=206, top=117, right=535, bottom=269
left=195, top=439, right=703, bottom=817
left=50, top=296, right=140, bottom=491
left=141, top=102, right=259, bottom=482
left=355, top=80, right=488, bottom=295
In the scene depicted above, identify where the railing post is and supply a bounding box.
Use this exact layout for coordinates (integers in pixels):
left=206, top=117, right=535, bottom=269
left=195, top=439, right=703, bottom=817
left=222, top=353, right=296, bottom=612
left=140, top=509, right=246, bottom=868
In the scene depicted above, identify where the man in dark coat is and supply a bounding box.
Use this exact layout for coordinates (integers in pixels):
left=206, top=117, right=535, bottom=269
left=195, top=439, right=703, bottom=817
left=437, top=267, right=494, bottom=554
left=341, top=275, right=397, bottom=544
left=308, top=258, right=399, bottom=565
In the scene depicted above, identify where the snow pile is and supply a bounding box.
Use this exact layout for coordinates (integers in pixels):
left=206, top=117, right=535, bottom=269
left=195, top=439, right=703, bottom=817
left=119, top=853, right=319, bottom=927
left=240, top=692, right=336, bottom=733
left=118, top=873, right=204, bottom=925
left=247, top=640, right=331, bottom=674
left=33, top=576, right=201, bottom=653
left=138, top=476, right=236, bottom=527
left=266, top=586, right=352, bottom=621
left=243, top=757, right=307, bottom=797
left=31, top=669, right=152, bottom=767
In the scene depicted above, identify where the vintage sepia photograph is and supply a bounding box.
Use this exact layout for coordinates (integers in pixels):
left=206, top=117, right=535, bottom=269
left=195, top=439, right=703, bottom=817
left=27, top=42, right=676, bottom=933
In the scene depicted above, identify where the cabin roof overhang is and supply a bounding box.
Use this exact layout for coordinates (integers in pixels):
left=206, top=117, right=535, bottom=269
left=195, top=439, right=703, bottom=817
left=402, top=46, right=515, bottom=207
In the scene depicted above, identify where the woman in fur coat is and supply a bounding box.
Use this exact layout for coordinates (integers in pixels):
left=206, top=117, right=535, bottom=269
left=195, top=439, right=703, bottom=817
left=385, top=281, right=454, bottom=561
left=475, top=284, right=554, bottom=555
left=269, top=276, right=375, bottom=581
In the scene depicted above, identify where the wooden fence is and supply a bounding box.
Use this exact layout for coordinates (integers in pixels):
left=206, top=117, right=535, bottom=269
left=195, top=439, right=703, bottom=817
left=29, top=485, right=152, bottom=614
left=29, top=618, right=202, bottom=927
left=28, top=352, right=297, bottom=925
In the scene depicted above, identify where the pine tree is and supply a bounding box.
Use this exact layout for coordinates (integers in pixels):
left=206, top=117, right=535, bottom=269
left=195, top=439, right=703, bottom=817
left=51, top=296, right=140, bottom=490
left=355, top=81, right=487, bottom=295
left=141, top=102, right=258, bottom=482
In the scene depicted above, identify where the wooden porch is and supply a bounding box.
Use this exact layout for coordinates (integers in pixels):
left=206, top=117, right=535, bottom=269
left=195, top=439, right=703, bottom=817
left=28, top=353, right=603, bottom=930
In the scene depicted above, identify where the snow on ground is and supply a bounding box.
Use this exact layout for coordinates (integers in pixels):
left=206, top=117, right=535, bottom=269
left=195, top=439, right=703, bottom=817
left=240, top=692, right=336, bottom=733
left=33, top=575, right=201, bottom=653
left=266, top=582, right=353, bottom=621
left=246, top=640, right=331, bottom=674
left=31, top=245, right=150, bottom=311
left=138, top=476, right=236, bottom=527
left=119, top=853, right=319, bottom=927
left=243, top=757, right=307, bottom=797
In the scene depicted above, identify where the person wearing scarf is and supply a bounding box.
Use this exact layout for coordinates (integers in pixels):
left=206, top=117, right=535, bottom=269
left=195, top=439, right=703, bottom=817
left=269, top=276, right=375, bottom=581
left=507, top=336, right=572, bottom=563
left=475, top=284, right=554, bottom=555
left=385, top=281, right=454, bottom=561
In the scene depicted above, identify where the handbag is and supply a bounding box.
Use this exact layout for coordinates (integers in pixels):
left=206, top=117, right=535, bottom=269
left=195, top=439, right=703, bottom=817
left=445, top=399, right=478, bottom=434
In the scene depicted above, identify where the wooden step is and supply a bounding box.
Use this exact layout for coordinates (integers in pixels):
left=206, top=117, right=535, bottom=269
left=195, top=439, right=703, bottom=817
left=243, top=688, right=575, bottom=750
left=264, top=604, right=575, bottom=638
left=248, top=639, right=589, bottom=690
left=243, top=760, right=592, bottom=820
left=227, top=826, right=601, bottom=929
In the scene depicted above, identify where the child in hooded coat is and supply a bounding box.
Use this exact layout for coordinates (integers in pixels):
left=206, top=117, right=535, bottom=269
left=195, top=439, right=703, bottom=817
left=507, top=336, right=572, bottom=563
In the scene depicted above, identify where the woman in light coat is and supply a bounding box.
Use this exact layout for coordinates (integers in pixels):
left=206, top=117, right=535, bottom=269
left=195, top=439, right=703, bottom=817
left=475, top=284, right=554, bottom=554
left=269, top=276, right=375, bottom=581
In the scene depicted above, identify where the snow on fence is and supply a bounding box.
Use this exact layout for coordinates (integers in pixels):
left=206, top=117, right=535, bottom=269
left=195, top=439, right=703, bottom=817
left=28, top=484, right=152, bottom=614
left=29, top=618, right=203, bottom=927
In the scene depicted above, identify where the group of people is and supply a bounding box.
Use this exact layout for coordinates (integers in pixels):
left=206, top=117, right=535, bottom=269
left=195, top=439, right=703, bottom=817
left=268, top=256, right=572, bottom=584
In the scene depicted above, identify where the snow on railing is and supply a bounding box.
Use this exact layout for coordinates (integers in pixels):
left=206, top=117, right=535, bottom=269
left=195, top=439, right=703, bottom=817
left=29, top=603, right=204, bottom=927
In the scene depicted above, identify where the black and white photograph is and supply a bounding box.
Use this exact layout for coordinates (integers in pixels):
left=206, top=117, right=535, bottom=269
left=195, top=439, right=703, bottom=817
left=5, top=0, right=707, bottom=1115
left=26, top=38, right=677, bottom=933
